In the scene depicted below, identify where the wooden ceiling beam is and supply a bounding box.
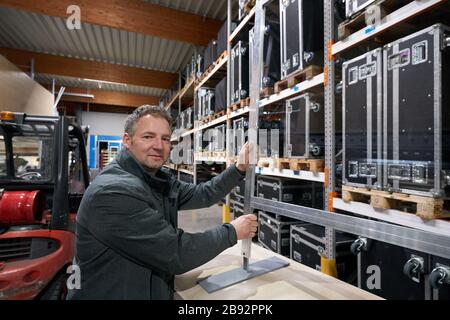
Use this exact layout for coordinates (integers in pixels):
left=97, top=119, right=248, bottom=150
left=0, top=0, right=222, bottom=46
left=0, top=47, right=177, bottom=90
left=58, top=87, right=160, bottom=107
left=57, top=101, right=135, bottom=114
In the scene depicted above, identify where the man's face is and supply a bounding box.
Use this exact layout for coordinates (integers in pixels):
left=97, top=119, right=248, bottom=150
left=123, top=115, right=172, bottom=173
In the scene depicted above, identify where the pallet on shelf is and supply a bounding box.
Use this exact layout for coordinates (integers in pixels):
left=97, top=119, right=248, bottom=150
left=274, top=65, right=323, bottom=94
left=216, top=50, right=227, bottom=63
left=338, top=0, right=413, bottom=40
left=201, top=110, right=226, bottom=123
left=198, top=64, right=214, bottom=82
left=178, top=164, right=193, bottom=170
left=212, top=151, right=226, bottom=158
left=341, top=185, right=450, bottom=221
left=213, top=110, right=226, bottom=119
left=195, top=51, right=228, bottom=86
left=244, top=0, right=256, bottom=13
left=230, top=97, right=251, bottom=111
left=257, top=157, right=324, bottom=174
left=260, top=86, right=274, bottom=98
left=194, top=152, right=203, bottom=159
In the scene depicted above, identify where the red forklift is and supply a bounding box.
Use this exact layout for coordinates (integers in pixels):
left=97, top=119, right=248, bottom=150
left=0, top=111, right=89, bottom=299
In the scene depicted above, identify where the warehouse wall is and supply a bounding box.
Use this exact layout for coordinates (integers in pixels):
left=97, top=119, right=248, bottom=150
left=81, top=111, right=128, bottom=136
left=0, top=55, right=54, bottom=116
left=82, top=111, right=128, bottom=170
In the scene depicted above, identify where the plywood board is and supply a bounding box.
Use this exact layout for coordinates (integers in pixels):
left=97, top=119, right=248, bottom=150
left=175, top=243, right=382, bottom=300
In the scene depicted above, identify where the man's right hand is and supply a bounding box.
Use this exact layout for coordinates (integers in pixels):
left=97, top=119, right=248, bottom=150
left=230, top=214, right=258, bottom=240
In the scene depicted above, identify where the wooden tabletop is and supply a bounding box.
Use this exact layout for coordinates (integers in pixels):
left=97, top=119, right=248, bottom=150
left=175, top=243, right=382, bottom=300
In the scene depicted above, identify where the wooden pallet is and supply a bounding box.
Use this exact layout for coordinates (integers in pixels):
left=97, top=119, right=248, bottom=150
left=231, top=98, right=251, bottom=111
left=341, top=185, right=450, bottom=220
left=196, top=51, right=228, bottom=85
left=201, top=110, right=226, bottom=123
left=338, top=0, right=413, bottom=40
left=261, top=86, right=274, bottom=98
left=276, top=158, right=324, bottom=174
left=244, top=0, right=256, bottom=13
left=213, top=151, right=226, bottom=158
left=200, top=151, right=213, bottom=158
left=194, top=152, right=202, bottom=159
left=197, top=65, right=213, bottom=83
left=230, top=102, right=240, bottom=112
left=215, top=110, right=226, bottom=119
left=274, top=65, right=323, bottom=94
left=216, top=50, right=228, bottom=63
left=241, top=97, right=250, bottom=108
left=185, top=75, right=195, bottom=86
left=257, top=157, right=324, bottom=174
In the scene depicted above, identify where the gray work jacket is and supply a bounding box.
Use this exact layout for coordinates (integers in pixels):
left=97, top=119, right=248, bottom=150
left=67, top=148, right=243, bottom=300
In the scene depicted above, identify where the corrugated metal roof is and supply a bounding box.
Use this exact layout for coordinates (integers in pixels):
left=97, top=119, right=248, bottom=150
left=0, top=7, right=196, bottom=73
left=144, top=0, right=228, bottom=20
left=35, top=73, right=167, bottom=97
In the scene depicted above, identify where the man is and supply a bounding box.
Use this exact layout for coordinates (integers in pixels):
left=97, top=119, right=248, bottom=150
left=67, top=105, right=257, bottom=300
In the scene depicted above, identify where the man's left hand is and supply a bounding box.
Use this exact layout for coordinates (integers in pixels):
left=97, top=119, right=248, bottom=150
left=236, top=142, right=255, bottom=173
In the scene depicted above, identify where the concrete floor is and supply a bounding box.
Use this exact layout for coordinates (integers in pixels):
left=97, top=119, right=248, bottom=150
left=178, top=204, right=224, bottom=233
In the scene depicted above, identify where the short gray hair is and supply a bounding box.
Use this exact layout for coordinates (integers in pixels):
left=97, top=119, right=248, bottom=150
left=124, top=105, right=172, bottom=137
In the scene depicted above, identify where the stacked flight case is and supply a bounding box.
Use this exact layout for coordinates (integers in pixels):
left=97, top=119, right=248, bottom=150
left=343, top=24, right=450, bottom=197
left=196, top=88, right=215, bottom=121
left=204, top=39, right=218, bottom=71
left=352, top=238, right=430, bottom=299
left=344, top=0, right=377, bottom=18
left=230, top=191, right=244, bottom=218
left=233, top=117, right=248, bottom=156
left=231, top=41, right=249, bottom=104
left=217, top=21, right=228, bottom=58
left=290, top=224, right=357, bottom=283
left=258, top=211, right=299, bottom=256
left=383, top=24, right=450, bottom=197
left=181, top=107, right=193, bottom=130
left=430, top=256, right=450, bottom=300
left=215, top=77, right=227, bottom=113
left=285, top=93, right=324, bottom=158
left=256, top=175, right=323, bottom=209
left=248, top=2, right=281, bottom=90
left=259, top=117, right=284, bottom=158
left=196, top=49, right=205, bottom=78
left=233, top=178, right=246, bottom=198
left=200, top=89, right=215, bottom=120
left=217, top=21, right=237, bottom=59
left=342, top=48, right=383, bottom=189
left=279, top=0, right=323, bottom=79
left=194, top=130, right=203, bottom=153
left=213, top=124, right=226, bottom=152
left=238, top=0, right=246, bottom=21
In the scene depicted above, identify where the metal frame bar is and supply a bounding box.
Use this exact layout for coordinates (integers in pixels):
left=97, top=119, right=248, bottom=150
left=324, top=0, right=336, bottom=259
left=251, top=197, right=450, bottom=259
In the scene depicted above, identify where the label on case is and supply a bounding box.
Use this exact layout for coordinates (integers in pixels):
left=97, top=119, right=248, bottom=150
left=293, top=53, right=299, bottom=68
left=271, top=240, right=277, bottom=250
left=359, top=62, right=377, bottom=80
left=293, top=251, right=302, bottom=262
left=388, top=48, right=410, bottom=70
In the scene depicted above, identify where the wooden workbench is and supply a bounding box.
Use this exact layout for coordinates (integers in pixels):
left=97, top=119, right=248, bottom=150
left=175, top=243, right=382, bottom=300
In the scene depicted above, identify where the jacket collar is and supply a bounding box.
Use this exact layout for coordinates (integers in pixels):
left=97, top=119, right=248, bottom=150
left=116, top=148, right=171, bottom=194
